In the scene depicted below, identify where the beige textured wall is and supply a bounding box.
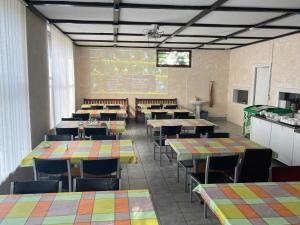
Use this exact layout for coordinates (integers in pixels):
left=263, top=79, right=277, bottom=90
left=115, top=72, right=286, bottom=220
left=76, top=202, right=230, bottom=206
left=227, top=32, right=300, bottom=126
left=26, top=9, right=50, bottom=147
left=74, top=47, right=230, bottom=118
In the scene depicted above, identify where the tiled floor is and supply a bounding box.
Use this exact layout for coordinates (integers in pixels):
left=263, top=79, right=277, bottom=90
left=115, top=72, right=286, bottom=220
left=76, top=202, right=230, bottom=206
left=0, top=119, right=243, bottom=225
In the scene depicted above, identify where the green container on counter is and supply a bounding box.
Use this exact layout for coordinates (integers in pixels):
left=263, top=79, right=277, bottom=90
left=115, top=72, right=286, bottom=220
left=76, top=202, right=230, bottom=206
left=243, top=105, right=292, bottom=138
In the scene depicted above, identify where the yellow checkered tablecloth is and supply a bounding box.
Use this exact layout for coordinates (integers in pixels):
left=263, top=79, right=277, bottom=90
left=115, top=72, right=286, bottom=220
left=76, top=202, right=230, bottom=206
left=147, top=119, right=215, bottom=129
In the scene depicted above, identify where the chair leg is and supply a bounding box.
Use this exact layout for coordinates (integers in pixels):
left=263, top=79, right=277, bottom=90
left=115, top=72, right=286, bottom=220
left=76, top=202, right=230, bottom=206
left=190, top=177, right=193, bottom=202
left=177, top=163, right=180, bottom=183
left=185, top=168, right=188, bottom=192
left=153, top=145, right=156, bottom=160
left=159, top=146, right=162, bottom=166
left=204, top=203, right=208, bottom=218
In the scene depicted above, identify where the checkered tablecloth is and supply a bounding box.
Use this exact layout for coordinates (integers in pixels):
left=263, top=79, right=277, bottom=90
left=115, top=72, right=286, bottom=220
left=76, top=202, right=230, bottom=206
left=56, top=121, right=126, bottom=134
left=166, top=137, right=264, bottom=161
left=0, top=189, right=159, bottom=225
left=147, top=119, right=215, bottom=129
left=142, top=109, right=194, bottom=119
left=76, top=109, right=128, bottom=118
left=20, top=140, right=137, bottom=167
left=194, top=182, right=300, bottom=225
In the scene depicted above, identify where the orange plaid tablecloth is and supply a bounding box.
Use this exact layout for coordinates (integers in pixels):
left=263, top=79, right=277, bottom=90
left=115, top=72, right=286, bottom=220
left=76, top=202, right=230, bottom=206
left=147, top=119, right=215, bottom=129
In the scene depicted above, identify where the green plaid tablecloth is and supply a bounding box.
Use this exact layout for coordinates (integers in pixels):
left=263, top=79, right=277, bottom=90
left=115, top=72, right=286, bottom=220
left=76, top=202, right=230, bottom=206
left=0, top=189, right=159, bottom=225
left=166, top=137, right=264, bottom=161
left=21, top=140, right=137, bottom=167
left=147, top=119, right=215, bottom=129
left=194, top=182, right=300, bottom=225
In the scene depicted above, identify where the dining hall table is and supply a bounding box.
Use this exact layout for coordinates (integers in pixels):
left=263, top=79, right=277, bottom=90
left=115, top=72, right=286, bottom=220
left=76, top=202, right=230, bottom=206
left=56, top=120, right=126, bottom=135
left=141, top=108, right=194, bottom=120
left=76, top=109, right=128, bottom=119
left=193, top=182, right=300, bottom=225
left=0, top=189, right=159, bottom=225
left=20, top=140, right=137, bottom=167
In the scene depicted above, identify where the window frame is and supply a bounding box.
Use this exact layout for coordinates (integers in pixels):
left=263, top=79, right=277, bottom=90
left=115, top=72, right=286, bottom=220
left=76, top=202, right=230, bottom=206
left=156, top=50, right=192, bottom=68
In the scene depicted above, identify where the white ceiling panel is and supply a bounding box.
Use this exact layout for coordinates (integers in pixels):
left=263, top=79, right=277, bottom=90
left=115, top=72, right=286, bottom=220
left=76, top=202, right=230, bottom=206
left=217, top=38, right=262, bottom=44
left=56, top=24, right=113, bottom=33
left=69, top=34, right=113, bottom=41
left=35, top=5, right=112, bottom=20
left=181, top=27, right=241, bottom=36
left=118, top=35, right=165, bottom=42
left=122, top=0, right=215, bottom=6
left=224, top=0, right=300, bottom=8
left=117, top=42, right=157, bottom=47
left=119, top=25, right=179, bottom=34
left=168, top=36, right=215, bottom=43
left=120, top=8, right=200, bottom=23
left=197, top=11, right=283, bottom=25
left=76, top=41, right=114, bottom=46
left=237, top=28, right=297, bottom=37
left=268, top=14, right=300, bottom=27
left=201, top=44, right=237, bottom=49
left=160, top=43, right=198, bottom=48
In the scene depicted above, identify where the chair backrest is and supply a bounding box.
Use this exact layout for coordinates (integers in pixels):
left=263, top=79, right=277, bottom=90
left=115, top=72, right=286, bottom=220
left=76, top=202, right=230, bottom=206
left=61, top=117, right=80, bottom=121
left=100, top=113, right=117, bottom=121
left=91, top=135, right=117, bottom=140
left=56, top=127, right=79, bottom=137
left=148, top=105, right=162, bottom=109
left=164, top=105, right=178, bottom=109
left=155, top=114, right=172, bottom=120
left=207, top=132, right=230, bottom=138
left=11, top=180, right=62, bottom=194
left=91, top=105, right=104, bottom=110
left=44, top=134, right=73, bottom=141
left=33, top=158, right=71, bottom=191
left=151, top=112, right=167, bottom=119
left=72, top=113, right=90, bottom=121
left=177, top=133, right=201, bottom=139
left=195, top=126, right=214, bottom=135
left=81, top=107, right=92, bottom=110
left=272, top=166, right=300, bottom=182
left=174, top=112, right=190, bottom=119
left=80, top=158, right=120, bottom=178
left=161, top=125, right=182, bottom=136
left=106, top=105, right=121, bottom=110
left=237, top=148, right=272, bottom=183
left=84, top=127, right=107, bottom=137
left=73, top=178, right=119, bottom=192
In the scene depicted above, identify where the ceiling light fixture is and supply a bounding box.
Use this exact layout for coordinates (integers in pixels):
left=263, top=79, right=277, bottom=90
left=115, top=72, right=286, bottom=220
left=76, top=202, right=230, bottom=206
left=143, top=24, right=164, bottom=40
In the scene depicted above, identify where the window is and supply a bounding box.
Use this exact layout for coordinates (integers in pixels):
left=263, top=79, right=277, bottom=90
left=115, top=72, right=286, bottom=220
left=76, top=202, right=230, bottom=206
left=157, top=50, right=191, bottom=67
left=233, top=89, right=249, bottom=105
left=0, top=0, right=31, bottom=182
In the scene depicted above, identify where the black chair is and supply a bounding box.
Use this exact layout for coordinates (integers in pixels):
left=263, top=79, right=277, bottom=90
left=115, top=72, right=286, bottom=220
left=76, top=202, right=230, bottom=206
left=10, top=180, right=62, bottom=194
left=62, top=117, right=80, bottom=121
left=33, top=158, right=72, bottom=192
left=100, top=113, right=117, bottom=121
left=236, top=148, right=272, bottom=183
left=106, top=105, right=121, bottom=110
left=44, top=134, right=73, bottom=141
left=81, top=107, right=92, bottom=110
left=164, top=105, right=178, bottom=109
left=148, top=105, right=162, bottom=109
left=272, top=166, right=300, bottom=182
left=80, top=158, right=120, bottom=179
left=207, top=132, right=230, bottom=138
left=176, top=133, right=201, bottom=192
left=174, top=112, right=190, bottom=119
left=154, top=125, right=182, bottom=166
left=73, top=178, right=119, bottom=192
left=84, top=127, right=107, bottom=138
left=72, top=113, right=90, bottom=121
left=91, top=105, right=104, bottom=110
left=91, top=135, right=117, bottom=140
left=155, top=114, right=172, bottom=120
left=195, top=126, right=214, bottom=136
left=151, top=112, right=167, bottom=119
left=190, top=154, right=240, bottom=217
left=56, top=128, right=79, bottom=138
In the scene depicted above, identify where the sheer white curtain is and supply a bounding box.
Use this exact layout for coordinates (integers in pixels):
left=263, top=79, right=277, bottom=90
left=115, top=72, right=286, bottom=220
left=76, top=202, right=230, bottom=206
left=49, top=25, right=75, bottom=127
left=0, top=0, right=31, bottom=183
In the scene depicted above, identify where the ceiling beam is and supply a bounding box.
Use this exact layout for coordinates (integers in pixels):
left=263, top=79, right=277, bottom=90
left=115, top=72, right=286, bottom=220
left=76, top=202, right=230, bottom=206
left=26, top=1, right=300, bottom=13
left=156, top=0, right=229, bottom=47
left=113, top=0, right=120, bottom=43
left=50, top=19, right=300, bottom=30
left=195, top=12, right=298, bottom=48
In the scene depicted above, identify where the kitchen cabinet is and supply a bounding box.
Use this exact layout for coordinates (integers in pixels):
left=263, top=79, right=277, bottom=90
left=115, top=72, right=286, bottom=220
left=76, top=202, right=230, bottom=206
left=269, top=123, right=294, bottom=166
left=250, top=117, right=272, bottom=148
left=293, top=132, right=300, bottom=166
